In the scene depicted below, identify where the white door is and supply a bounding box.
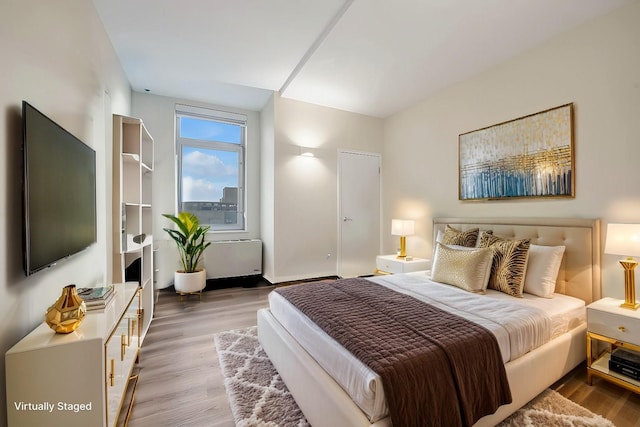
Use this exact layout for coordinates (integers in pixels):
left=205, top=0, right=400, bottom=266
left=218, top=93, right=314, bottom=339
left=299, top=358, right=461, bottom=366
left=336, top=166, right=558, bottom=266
left=338, top=151, right=381, bottom=278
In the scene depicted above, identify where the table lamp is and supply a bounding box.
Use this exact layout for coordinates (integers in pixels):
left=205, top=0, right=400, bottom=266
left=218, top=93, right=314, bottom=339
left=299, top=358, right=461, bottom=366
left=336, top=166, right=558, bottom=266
left=391, top=219, right=415, bottom=259
left=605, top=223, right=640, bottom=310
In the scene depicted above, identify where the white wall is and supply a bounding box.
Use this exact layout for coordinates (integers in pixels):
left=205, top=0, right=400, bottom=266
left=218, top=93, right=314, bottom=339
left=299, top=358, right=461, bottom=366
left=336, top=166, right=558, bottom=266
left=131, top=92, right=262, bottom=288
left=0, top=0, right=131, bottom=424
left=382, top=2, right=640, bottom=299
left=266, top=95, right=384, bottom=283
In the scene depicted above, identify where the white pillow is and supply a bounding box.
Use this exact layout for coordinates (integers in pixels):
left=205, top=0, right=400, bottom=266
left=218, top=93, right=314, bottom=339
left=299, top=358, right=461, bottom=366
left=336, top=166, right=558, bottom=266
left=431, top=243, right=493, bottom=293
left=523, top=244, right=566, bottom=298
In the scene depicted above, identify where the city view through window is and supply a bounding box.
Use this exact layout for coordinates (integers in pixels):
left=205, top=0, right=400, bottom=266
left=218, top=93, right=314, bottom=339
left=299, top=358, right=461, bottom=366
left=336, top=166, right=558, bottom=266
left=178, top=113, right=244, bottom=230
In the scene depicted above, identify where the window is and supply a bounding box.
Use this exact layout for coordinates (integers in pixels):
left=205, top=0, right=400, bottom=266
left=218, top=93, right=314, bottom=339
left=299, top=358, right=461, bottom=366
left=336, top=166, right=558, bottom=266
left=176, top=104, right=246, bottom=231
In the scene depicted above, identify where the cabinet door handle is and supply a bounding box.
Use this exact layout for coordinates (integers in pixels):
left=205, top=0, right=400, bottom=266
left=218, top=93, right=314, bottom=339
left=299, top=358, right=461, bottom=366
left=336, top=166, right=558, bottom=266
left=131, top=319, right=137, bottom=343
left=138, top=308, right=144, bottom=340
left=121, top=334, right=127, bottom=361
left=128, top=318, right=133, bottom=347
left=618, top=326, right=627, bottom=332
left=109, top=359, right=115, bottom=387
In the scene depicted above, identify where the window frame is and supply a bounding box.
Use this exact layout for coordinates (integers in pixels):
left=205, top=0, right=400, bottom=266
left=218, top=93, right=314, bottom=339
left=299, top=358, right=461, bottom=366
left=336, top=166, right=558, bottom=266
left=175, top=104, right=247, bottom=232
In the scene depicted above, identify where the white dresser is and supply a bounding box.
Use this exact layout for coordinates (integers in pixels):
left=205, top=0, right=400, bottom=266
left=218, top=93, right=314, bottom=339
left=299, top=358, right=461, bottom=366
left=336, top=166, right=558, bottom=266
left=6, top=282, right=141, bottom=427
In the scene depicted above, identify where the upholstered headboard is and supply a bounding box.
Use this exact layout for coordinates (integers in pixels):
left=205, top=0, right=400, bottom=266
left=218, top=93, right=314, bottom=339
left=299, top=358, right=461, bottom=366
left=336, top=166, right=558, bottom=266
left=433, top=218, right=601, bottom=304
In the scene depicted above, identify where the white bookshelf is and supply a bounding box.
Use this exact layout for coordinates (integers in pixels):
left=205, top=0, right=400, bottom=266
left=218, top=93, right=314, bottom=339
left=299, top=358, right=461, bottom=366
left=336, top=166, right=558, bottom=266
left=112, top=114, right=155, bottom=342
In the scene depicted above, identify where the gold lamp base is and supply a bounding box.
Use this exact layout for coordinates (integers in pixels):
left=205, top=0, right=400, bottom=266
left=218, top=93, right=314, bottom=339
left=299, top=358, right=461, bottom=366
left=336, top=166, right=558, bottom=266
left=619, top=258, right=639, bottom=310
left=397, top=236, right=407, bottom=259
left=620, top=301, right=640, bottom=310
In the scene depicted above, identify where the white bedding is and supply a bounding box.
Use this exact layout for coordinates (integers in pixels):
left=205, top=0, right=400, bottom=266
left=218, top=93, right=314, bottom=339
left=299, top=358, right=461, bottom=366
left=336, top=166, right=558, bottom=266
left=268, top=272, right=586, bottom=422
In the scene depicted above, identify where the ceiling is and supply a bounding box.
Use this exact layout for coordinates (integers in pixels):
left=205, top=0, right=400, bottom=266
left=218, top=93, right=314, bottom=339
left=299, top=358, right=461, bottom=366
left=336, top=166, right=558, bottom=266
left=91, top=0, right=631, bottom=118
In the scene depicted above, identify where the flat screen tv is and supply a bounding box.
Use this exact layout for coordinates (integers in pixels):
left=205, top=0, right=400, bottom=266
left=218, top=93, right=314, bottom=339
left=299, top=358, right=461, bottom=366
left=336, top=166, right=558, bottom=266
left=22, top=101, right=97, bottom=275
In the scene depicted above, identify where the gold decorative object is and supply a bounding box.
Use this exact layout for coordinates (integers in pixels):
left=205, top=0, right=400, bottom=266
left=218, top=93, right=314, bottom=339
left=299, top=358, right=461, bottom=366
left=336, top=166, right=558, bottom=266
left=45, top=284, right=87, bottom=333
left=391, top=219, right=415, bottom=258
left=605, top=223, right=640, bottom=310
left=618, top=258, right=639, bottom=310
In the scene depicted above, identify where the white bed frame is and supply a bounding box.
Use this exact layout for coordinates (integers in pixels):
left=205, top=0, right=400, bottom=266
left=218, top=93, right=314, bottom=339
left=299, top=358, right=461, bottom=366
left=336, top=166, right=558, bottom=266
left=257, top=218, right=601, bottom=426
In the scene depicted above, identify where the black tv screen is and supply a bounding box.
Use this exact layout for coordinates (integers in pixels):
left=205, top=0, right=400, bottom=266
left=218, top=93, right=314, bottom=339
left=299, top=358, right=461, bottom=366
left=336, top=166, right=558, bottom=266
left=23, top=101, right=97, bottom=275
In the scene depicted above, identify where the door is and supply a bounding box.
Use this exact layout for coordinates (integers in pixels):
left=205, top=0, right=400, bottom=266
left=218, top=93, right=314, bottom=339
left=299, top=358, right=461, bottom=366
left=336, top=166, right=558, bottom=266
left=338, top=151, right=381, bottom=278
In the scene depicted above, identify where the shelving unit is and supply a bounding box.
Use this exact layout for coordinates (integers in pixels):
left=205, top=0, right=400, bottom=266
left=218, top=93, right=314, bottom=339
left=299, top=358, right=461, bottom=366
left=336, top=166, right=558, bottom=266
left=587, top=331, right=640, bottom=392
left=112, top=114, right=154, bottom=343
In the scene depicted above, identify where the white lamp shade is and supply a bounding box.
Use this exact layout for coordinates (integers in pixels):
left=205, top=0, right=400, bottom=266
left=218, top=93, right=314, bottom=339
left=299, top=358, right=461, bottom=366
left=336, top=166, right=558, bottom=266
left=391, top=219, right=415, bottom=236
left=605, top=223, right=640, bottom=257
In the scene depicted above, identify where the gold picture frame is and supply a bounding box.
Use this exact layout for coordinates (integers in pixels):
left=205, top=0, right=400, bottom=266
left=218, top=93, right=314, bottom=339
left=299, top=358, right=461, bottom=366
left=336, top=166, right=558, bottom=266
left=459, top=103, right=575, bottom=201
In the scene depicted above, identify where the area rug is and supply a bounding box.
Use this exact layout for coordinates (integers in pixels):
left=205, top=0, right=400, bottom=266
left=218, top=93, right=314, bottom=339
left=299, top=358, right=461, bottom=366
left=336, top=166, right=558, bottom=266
left=214, top=327, right=614, bottom=427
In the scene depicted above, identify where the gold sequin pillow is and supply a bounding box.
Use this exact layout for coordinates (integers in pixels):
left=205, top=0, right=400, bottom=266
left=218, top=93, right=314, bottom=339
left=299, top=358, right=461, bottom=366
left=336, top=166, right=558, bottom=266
left=431, top=243, right=493, bottom=293
left=441, top=225, right=479, bottom=247
left=478, top=234, right=531, bottom=297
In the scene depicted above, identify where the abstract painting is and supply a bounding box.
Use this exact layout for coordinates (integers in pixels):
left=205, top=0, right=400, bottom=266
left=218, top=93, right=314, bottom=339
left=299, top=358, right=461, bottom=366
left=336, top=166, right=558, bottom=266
left=459, top=104, right=574, bottom=200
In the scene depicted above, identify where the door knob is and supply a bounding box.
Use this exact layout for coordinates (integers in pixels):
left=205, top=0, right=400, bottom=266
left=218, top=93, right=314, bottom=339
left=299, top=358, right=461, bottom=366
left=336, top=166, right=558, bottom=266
left=343, top=217, right=353, bottom=222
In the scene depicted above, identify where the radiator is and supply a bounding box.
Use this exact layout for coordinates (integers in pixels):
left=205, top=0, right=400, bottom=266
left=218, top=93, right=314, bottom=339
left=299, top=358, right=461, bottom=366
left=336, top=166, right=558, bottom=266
left=203, top=239, right=262, bottom=279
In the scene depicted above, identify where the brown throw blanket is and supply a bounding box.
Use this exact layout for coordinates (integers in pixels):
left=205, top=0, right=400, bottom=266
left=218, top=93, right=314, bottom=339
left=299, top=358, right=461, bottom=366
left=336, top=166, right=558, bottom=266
left=275, top=278, right=512, bottom=427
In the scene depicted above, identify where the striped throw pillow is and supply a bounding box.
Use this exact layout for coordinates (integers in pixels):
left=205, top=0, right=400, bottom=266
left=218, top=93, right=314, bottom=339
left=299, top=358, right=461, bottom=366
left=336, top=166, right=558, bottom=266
left=479, top=234, right=531, bottom=297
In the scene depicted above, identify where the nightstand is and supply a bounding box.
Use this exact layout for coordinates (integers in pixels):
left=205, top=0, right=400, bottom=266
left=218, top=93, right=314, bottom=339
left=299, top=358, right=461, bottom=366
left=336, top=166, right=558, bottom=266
left=375, top=255, right=430, bottom=274
left=587, top=297, right=640, bottom=394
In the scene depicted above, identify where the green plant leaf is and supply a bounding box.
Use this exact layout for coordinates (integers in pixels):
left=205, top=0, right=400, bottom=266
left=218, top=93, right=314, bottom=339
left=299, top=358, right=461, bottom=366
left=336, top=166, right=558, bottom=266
left=163, top=212, right=210, bottom=273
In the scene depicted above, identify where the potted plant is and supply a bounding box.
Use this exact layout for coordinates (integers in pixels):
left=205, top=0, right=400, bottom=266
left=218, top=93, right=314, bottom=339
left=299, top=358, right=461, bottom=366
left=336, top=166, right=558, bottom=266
left=163, top=212, right=211, bottom=296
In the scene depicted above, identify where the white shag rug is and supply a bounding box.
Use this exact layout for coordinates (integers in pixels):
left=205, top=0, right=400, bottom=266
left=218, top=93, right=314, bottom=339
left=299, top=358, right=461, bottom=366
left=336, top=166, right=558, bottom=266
left=214, top=327, right=615, bottom=427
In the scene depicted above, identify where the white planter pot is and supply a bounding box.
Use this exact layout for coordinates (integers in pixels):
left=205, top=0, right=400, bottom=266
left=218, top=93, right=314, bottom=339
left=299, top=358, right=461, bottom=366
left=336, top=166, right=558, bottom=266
left=174, top=269, right=206, bottom=294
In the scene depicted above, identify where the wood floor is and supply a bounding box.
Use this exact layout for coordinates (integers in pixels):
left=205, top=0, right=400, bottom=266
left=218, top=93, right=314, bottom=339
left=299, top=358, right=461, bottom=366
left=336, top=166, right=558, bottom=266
left=128, top=284, right=640, bottom=427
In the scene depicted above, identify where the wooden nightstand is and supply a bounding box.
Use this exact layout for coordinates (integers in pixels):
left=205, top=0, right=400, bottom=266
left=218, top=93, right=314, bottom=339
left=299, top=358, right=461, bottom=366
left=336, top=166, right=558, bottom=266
left=375, top=255, right=430, bottom=275
left=587, top=297, right=640, bottom=394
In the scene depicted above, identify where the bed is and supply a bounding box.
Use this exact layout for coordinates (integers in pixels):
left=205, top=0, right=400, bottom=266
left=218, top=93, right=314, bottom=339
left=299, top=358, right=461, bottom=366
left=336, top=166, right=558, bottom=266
left=257, top=217, right=601, bottom=426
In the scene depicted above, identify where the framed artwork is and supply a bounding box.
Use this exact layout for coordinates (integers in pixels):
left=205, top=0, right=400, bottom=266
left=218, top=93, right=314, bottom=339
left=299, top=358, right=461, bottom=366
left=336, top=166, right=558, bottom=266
left=458, top=103, right=574, bottom=201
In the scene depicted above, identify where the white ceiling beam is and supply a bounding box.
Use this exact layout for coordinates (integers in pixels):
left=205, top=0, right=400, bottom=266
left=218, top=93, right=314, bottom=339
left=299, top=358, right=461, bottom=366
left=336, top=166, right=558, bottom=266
left=279, top=0, right=355, bottom=95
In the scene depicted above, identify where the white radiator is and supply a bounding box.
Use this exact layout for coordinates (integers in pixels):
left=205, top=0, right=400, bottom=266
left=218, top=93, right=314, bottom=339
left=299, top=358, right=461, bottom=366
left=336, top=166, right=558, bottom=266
left=203, top=239, right=262, bottom=279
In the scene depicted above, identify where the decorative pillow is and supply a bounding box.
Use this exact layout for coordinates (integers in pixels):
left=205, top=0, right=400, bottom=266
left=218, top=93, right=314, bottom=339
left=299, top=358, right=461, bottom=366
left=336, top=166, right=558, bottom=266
left=441, top=225, right=479, bottom=247
left=475, top=230, right=494, bottom=247
left=478, top=234, right=531, bottom=297
left=523, top=244, right=566, bottom=298
left=431, top=243, right=493, bottom=293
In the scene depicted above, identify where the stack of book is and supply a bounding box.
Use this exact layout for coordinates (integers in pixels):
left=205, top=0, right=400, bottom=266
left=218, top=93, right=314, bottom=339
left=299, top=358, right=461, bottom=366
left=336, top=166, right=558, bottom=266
left=609, top=347, right=640, bottom=381
left=77, top=285, right=115, bottom=312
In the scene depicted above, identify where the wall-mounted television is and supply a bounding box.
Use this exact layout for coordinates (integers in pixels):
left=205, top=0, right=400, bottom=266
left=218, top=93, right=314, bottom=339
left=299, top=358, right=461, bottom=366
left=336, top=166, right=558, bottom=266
left=22, top=101, right=97, bottom=275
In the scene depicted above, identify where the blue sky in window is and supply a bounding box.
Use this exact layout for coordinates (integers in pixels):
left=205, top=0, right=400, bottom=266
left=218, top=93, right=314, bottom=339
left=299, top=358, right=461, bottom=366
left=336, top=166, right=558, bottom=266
left=180, top=117, right=241, bottom=144
left=181, top=118, right=240, bottom=202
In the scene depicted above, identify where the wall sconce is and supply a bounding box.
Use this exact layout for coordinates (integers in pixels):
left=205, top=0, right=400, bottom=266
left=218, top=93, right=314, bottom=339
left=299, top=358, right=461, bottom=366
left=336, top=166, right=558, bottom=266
left=298, top=146, right=316, bottom=157
left=391, top=219, right=415, bottom=259
left=605, top=223, right=640, bottom=310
